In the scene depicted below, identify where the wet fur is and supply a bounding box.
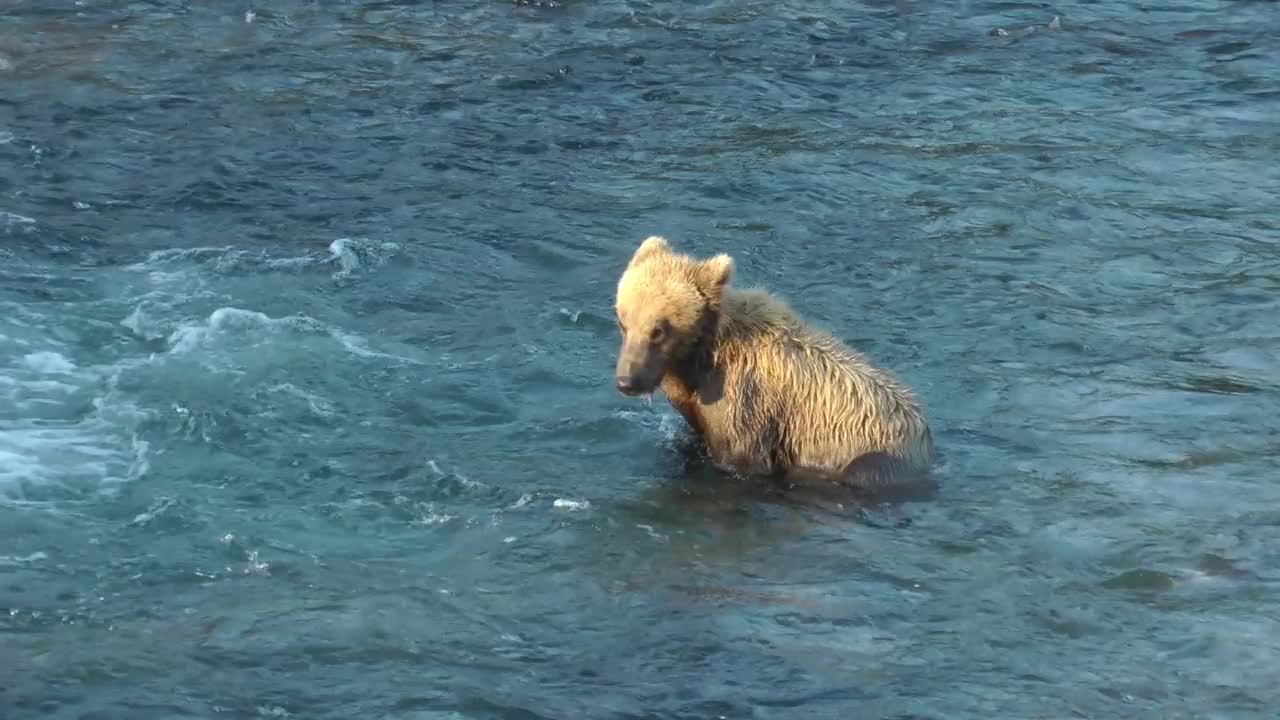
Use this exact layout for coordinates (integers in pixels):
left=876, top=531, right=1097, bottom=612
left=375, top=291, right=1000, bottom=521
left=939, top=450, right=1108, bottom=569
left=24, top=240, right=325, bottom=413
left=615, top=236, right=936, bottom=496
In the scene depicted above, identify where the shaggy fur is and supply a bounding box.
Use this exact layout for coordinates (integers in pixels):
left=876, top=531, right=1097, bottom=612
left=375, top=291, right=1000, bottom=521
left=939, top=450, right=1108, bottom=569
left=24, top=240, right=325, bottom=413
left=613, top=235, right=935, bottom=493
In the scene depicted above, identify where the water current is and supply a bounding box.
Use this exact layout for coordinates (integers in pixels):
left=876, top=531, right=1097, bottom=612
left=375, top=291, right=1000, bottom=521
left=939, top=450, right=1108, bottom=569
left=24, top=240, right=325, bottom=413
left=2, top=1, right=1279, bottom=718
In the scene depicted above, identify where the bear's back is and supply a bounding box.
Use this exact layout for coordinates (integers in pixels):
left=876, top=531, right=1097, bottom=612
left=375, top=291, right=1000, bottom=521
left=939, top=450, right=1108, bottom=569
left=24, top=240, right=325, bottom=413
left=708, top=287, right=935, bottom=482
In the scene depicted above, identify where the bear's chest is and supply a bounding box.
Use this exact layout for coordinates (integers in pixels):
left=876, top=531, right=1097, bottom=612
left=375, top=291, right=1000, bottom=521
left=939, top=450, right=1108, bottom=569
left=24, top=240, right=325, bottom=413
left=660, top=374, right=710, bottom=439
left=661, top=363, right=737, bottom=446
left=664, top=386, right=707, bottom=438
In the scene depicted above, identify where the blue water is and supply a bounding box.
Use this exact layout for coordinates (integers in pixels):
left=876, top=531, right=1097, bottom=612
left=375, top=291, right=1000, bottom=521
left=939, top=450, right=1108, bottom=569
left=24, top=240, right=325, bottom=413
left=3, top=1, right=1279, bottom=718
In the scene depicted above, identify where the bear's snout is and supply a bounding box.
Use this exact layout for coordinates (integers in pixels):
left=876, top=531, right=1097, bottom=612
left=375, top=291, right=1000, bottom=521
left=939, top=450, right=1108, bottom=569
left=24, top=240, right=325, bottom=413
left=614, top=365, right=659, bottom=396
left=615, top=348, right=663, bottom=396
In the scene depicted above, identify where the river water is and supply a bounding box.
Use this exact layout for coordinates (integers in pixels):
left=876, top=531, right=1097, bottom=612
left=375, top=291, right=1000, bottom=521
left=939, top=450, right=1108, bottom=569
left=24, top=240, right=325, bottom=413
left=2, top=1, right=1278, bottom=718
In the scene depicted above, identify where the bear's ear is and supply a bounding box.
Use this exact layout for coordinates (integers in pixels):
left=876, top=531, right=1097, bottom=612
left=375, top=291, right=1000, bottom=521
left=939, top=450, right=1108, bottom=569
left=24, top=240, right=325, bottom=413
left=697, top=253, right=734, bottom=299
left=628, top=235, right=670, bottom=266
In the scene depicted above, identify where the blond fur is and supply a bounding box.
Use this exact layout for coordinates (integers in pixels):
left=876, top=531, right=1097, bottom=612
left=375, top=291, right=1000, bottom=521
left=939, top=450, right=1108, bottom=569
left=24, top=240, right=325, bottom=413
left=615, top=236, right=935, bottom=491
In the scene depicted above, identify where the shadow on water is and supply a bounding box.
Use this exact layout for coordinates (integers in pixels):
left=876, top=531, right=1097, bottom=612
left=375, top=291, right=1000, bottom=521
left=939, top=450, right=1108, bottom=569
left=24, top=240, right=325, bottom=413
left=618, top=431, right=930, bottom=532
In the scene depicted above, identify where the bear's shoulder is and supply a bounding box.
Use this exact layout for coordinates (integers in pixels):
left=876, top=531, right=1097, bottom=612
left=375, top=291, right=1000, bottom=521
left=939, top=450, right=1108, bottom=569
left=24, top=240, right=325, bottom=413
left=721, top=287, right=803, bottom=332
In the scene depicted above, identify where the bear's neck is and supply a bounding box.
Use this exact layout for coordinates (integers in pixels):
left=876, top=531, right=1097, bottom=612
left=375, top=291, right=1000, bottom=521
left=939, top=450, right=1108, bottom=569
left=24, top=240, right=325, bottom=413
left=659, top=305, right=720, bottom=432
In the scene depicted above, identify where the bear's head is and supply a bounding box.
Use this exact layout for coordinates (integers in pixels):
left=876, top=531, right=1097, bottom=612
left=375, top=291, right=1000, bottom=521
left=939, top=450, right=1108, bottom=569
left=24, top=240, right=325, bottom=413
left=613, top=235, right=733, bottom=396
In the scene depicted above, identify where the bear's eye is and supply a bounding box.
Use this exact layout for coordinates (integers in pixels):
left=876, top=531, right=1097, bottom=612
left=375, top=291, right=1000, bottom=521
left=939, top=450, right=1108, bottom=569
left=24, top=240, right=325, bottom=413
left=648, top=326, right=664, bottom=344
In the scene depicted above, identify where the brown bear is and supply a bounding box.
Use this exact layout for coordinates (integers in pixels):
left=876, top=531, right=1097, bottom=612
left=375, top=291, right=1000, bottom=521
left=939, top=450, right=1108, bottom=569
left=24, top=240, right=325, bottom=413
left=613, top=235, right=936, bottom=495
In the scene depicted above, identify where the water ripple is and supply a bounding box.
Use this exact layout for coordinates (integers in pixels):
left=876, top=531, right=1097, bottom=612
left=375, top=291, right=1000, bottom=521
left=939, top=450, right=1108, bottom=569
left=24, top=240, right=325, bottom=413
left=1, top=1, right=1279, bottom=718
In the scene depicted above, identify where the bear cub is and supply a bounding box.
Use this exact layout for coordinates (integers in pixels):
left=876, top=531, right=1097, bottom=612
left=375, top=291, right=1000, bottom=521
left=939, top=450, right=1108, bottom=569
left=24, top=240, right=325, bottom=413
left=613, top=235, right=936, bottom=494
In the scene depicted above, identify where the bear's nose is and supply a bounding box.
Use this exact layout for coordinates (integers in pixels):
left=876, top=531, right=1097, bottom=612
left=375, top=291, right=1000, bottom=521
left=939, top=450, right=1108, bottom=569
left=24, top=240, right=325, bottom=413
left=616, top=376, right=637, bottom=395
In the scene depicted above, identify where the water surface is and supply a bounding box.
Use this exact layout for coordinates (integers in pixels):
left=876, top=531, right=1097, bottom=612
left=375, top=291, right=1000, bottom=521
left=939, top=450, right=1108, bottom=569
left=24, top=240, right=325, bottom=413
left=2, top=1, right=1279, bottom=718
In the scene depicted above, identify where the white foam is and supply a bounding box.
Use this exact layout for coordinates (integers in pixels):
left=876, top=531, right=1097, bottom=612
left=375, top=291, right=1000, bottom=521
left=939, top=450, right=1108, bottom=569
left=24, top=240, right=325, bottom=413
left=3, top=239, right=417, bottom=504
left=615, top=405, right=685, bottom=445
left=0, top=422, right=147, bottom=497
left=328, top=237, right=401, bottom=279
left=22, top=351, right=76, bottom=374
left=330, top=238, right=363, bottom=274
left=0, top=552, right=47, bottom=565
left=167, top=307, right=309, bottom=354
left=130, top=496, right=175, bottom=526
left=120, top=304, right=162, bottom=340
left=413, top=510, right=458, bottom=526
left=163, top=306, right=416, bottom=365
left=128, top=245, right=319, bottom=282
left=0, top=331, right=150, bottom=502
left=128, top=246, right=236, bottom=271
left=131, top=241, right=400, bottom=284
left=333, top=330, right=400, bottom=360
left=267, top=383, right=335, bottom=417
left=0, top=211, right=35, bottom=225
left=656, top=413, right=684, bottom=442
left=242, top=550, right=270, bottom=576
left=116, top=243, right=422, bottom=370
